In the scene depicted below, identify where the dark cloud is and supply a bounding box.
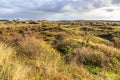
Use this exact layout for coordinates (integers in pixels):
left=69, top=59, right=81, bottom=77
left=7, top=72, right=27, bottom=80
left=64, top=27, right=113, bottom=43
left=112, top=0, right=120, bottom=4
left=36, top=0, right=71, bottom=12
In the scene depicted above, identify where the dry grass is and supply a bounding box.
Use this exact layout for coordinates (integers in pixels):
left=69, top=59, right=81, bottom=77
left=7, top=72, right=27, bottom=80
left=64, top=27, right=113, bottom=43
left=0, top=37, right=96, bottom=80
left=0, top=21, right=120, bottom=80
left=94, top=43, right=120, bottom=58
left=0, top=42, right=31, bottom=80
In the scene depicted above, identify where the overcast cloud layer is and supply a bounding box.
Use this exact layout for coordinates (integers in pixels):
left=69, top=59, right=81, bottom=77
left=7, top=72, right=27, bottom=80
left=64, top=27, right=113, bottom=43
left=0, top=0, right=120, bottom=20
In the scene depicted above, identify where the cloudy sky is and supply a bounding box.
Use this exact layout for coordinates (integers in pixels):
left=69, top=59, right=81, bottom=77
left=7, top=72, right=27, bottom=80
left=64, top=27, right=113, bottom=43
left=0, top=0, right=120, bottom=20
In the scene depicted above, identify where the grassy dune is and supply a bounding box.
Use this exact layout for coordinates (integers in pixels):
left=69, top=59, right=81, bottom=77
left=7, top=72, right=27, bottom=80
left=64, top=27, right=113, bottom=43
left=0, top=21, right=120, bottom=80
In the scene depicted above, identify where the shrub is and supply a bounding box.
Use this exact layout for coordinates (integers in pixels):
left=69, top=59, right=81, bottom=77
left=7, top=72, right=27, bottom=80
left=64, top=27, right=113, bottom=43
left=112, top=37, right=120, bottom=48
left=80, top=26, right=95, bottom=31
left=17, top=37, right=43, bottom=59
left=56, top=40, right=73, bottom=55
left=55, top=33, right=66, bottom=41
left=72, top=47, right=93, bottom=64
left=57, top=44, right=73, bottom=55
left=71, top=47, right=110, bottom=67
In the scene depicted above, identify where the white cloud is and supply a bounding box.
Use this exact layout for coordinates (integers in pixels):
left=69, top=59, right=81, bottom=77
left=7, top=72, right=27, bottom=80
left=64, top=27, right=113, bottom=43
left=0, top=0, right=120, bottom=20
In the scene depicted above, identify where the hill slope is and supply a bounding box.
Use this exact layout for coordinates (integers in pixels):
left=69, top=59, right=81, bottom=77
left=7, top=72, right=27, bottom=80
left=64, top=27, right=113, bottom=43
left=0, top=21, right=120, bottom=80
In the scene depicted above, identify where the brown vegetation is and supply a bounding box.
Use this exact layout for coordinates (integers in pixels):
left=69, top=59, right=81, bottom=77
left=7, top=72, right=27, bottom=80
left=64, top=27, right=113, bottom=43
left=0, top=20, right=120, bottom=80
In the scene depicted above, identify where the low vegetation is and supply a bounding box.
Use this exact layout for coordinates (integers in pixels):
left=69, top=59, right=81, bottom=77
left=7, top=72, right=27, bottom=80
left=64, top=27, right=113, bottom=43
left=0, top=20, right=120, bottom=80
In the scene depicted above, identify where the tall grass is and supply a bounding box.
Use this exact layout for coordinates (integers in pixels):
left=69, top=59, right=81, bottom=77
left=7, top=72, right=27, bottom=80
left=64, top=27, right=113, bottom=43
left=0, top=43, right=31, bottom=80
left=0, top=37, right=95, bottom=80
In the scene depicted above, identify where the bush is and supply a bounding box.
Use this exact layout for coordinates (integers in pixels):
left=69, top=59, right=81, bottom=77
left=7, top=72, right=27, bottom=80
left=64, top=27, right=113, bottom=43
left=55, top=33, right=65, bottom=41
left=71, top=47, right=110, bottom=67
left=112, top=37, right=120, bottom=48
left=17, top=37, right=42, bottom=59
left=57, top=41, right=73, bottom=55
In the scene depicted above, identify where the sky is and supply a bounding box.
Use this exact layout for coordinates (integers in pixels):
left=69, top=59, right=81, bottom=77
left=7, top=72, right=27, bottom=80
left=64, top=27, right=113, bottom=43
left=0, top=0, right=120, bottom=20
